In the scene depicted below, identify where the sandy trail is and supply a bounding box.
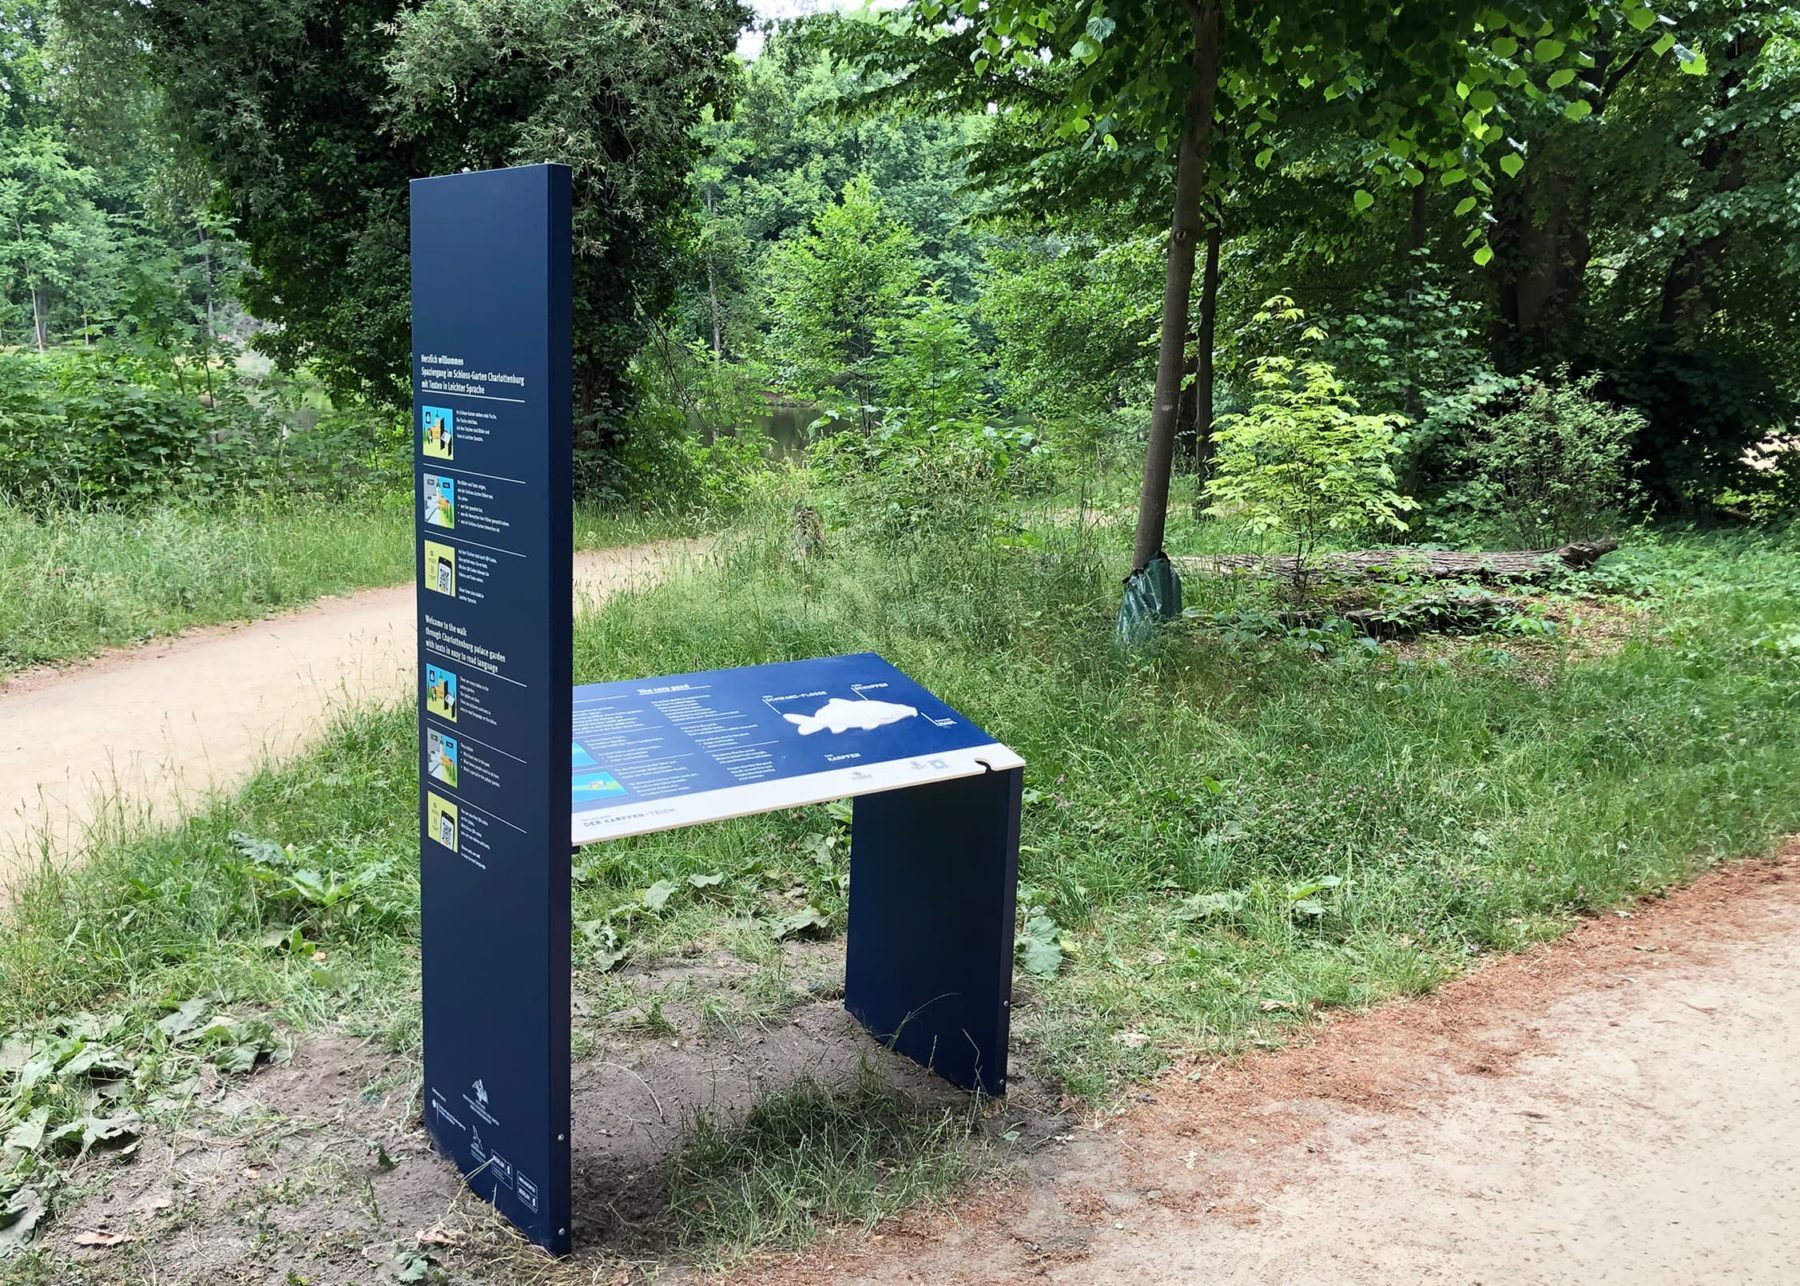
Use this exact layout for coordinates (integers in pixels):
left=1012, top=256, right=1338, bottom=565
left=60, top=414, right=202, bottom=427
left=750, top=848, right=1800, bottom=1286
left=0, top=541, right=698, bottom=889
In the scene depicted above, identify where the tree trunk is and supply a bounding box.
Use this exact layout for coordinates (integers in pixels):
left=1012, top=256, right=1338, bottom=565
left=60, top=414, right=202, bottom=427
left=1131, top=0, right=1220, bottom=573
left=1174, top=326, right=1200, bottom=463
left=1489, top=43, right=1660, bottom=371
left=31, top=282, right=49, bottom=352
left=1654, top=31, right=1765, bottom=333
left=201, top=224, right=215, bottom=344
left=1491, top=156, right=1590, bottom=369
left=1191, top=220, right=1221, bottom=474
left=1173, top=218, right=1222, bottom=474
left=705, top=187, right=723, bottom=364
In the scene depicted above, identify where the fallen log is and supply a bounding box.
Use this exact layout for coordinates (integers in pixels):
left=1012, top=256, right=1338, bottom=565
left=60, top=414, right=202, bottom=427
left=1342, top=591, right=1528, bottom=638
left=1205, top=591, right=1530, bottom=639
left=1178, top=537, right=1617, bottom=584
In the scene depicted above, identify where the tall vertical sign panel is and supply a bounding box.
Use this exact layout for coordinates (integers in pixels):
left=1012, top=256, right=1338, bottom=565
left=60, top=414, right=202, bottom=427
left=412, top=164, right=573, bottom=1255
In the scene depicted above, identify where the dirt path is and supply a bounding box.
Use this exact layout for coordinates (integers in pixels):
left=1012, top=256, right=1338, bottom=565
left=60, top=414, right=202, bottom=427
left=749, top=847, right=1800, bottom=1285
left=28, top=849, right=1798, bottom=1282
left=0, top=541, right=699, bottom=890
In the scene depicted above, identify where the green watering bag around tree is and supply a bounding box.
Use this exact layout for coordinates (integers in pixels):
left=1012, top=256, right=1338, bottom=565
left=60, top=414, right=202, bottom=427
left=1115, top=552, right=1183, bottom=648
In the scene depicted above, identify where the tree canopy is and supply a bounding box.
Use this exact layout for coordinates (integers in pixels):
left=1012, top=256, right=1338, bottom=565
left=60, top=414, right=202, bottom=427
left=824, top=1, right=1724, bottom=576
left=62, top=0, right=749, bottom=493
left=7, top=2, right=1795, bottom=526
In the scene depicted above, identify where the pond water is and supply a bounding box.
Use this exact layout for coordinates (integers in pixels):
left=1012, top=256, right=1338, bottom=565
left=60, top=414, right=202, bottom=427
left=703, top=404, right=814, bottom=460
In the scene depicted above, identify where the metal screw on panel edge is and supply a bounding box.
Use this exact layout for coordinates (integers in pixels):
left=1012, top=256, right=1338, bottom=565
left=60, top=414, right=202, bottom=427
left=557, top=1133, right=566, bottom=1142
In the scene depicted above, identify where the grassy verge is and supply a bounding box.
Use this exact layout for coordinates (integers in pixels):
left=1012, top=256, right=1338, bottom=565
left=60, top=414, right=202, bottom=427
left=0, top=494, right=414, bottom=676
left=1, top=501, right=1796, bottom=1267
left=579, top=510, right=1800, bottom=1095
left=0, top=495, right=688, bottom=677
left=669, top=1068, right=984, bottom=1260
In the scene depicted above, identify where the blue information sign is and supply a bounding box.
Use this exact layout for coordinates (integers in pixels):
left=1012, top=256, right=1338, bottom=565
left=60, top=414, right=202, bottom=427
left=410, top=166, right=1023, bottom=1259
left=412, top=164, right=573, bottom=1254
left=570, top=653, right=1019, bottom=843
left=572, top=652, right=1025, bottom=1098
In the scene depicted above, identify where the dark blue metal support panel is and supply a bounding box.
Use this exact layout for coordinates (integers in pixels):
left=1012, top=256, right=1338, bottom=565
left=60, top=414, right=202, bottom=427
left=845, top=766, right=1023, bottom=1096
left=412, top=164, right=573, bottom=1256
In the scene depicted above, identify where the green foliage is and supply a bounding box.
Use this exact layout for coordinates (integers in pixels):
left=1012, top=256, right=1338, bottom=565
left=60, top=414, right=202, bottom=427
left=857, top=0, right=1689, bottom=223
left=1204, top=300, right=1414, bottom=583
left=229, top=832, right=413, bottom=941
left=979, top=233, right=1163, bottom=421
left=1560, top=7, right=1800, bottom=505
left=0, top=997, right=284, bottom=1240
left=822, top=1, right=1707, bottom=566
left=68, top=0, right=748, bottom=497
left=0, top=349, right=265, bottom=508
left=616, top=337, right=776, bottom=517
left=0, top=126, right=105, bottom=349
left=877, top=289, right=993, bottom=434
left=0, top=349, right=401, bottom=512
left=816, top=0, right=1783, bottom=532
left=387, top=0, right=750, bottom=487
left=764, top=174, right=927, bottom=422
left=1014, top=898, right=1067, bottom=978
left=1326, top=263, right=1488, bottom=430
left=1614, top=340, right=1796, bottom=511
left=1433, top=370, right=1645, bottom=547
left=809, top=415, right=1049, bottom=537
left=0, top=1, right=251, bottom=357
left=756, top=173, right=1052, bottom=531
left=688, top=32, right=987, bottom=360
left=1718, top=434, right=1800, bottom=525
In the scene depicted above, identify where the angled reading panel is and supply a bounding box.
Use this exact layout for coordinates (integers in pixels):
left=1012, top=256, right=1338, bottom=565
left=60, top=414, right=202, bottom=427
left=570, top=652, right=1022, bottom=845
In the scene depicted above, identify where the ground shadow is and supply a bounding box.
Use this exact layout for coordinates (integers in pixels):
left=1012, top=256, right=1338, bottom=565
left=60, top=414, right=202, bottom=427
left=35, top=941, right=1068, bottom=1283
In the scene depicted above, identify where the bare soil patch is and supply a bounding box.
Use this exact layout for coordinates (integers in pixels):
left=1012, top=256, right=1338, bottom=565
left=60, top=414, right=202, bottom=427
left=37, top=937, right=1056, bottom=1284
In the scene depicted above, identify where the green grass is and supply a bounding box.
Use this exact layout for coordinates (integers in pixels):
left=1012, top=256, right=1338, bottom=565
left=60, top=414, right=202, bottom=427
left=669, top=1067, right=983, bottom=1263
left=0, top=494, right=414, bottom=675
left=1, top=497, right=1796, bottom=1264
left=0, top=494, right=688, bottom=677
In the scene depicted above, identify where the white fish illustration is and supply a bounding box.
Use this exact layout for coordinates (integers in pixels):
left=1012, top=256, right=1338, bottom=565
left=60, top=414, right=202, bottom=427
left=783, top=697, right=919, bottom=736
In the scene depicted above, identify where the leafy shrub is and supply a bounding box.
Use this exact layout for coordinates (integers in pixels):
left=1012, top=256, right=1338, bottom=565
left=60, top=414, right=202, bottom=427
left=0, top=350, right=249, bottom=508
left=980, top=232, right=1164, bottom=421
left=875, top=290, right=992, bottom=432
left=1328, top=264, right=1488, bottom=435
left=261, top=404, right=410, bottom=494
left=809, top=416, right=1050, bottom=536
left=1613, top=339, right=1796, bottom=513
left=1433, top=369, right=1643, bottom=548
left=681, top=432, right=777, bottom=516
left=615, top=344, right=775, bottom=516
left=799, top=275, right=1059, bottom=532
left=1391, top=363, right=1514, bottom=499
left=763, top=173, right=926, bottom=422
left=0, top=349, right=403, bottom=511
left=1204, top=298, right=1414, bottom=591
